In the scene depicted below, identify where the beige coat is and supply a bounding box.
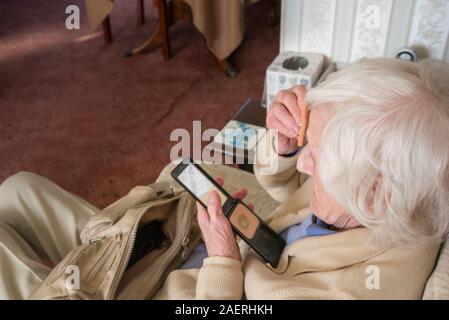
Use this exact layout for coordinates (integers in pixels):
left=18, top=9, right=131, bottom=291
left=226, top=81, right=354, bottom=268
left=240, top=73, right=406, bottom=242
left=154, top=133, right=440, bottom=299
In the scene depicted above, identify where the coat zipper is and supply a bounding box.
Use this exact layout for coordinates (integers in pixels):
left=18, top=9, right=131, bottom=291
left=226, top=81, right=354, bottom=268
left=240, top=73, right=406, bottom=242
left=106, top=207, right=152, bottom=299
left=107, top=196, right=191, bottom=300
left=131, top=196, right=195, bottom=299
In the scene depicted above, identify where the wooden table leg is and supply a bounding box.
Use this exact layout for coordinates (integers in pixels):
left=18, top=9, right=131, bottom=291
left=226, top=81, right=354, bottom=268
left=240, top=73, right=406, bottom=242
left=158, top=0, right=171, bottom=60
left=137, top=0, right=145, bottom=25
left=126, top=0, right=171, bottom=59
left=102, top=16, right=113, bottom=44
left=126, top=0, right=236, bottom=76
left=125, top=24, right=161, bottom=56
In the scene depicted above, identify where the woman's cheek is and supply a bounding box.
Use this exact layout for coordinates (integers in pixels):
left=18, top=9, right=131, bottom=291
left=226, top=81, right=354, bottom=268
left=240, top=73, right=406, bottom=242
left=311, top=180, right=332, bottom=222
left=312, top=174, right=348, bottom=225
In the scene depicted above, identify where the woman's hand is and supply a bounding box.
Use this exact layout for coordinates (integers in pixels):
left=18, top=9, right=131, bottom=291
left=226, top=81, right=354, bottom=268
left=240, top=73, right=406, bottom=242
left=266, top=85, right=308, bottom=155
left=196, top=177, right=253, bottom=262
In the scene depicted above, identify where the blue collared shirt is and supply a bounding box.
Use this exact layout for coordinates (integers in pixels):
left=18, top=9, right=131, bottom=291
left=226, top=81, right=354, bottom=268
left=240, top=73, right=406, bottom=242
left=279, top=213, right=336, bottom=245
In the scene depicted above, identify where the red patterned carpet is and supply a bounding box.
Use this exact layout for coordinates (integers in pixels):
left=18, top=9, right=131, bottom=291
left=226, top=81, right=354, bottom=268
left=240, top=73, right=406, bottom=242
left=0, top=0, right=278, bottom=208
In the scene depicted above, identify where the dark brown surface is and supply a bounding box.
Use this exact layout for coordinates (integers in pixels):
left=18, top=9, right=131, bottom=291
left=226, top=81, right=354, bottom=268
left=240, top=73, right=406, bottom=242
left=102, top=16, right=113, bottom=44
left=137, top=0, right=145, bottom=26
left=232, top=98, right=266, bottom=128
left=157, top=0, right=171, bottom=60
left=0, top=0, right=278, bottom=209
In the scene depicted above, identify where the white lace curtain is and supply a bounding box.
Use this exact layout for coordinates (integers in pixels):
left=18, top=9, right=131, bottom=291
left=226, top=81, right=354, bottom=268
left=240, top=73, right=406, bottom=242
left=280, top=0, right=449, bottom=64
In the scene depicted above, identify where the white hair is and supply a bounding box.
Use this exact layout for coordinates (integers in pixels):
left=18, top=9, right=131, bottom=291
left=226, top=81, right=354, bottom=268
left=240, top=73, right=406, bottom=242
left=306, top=58, right=449, bottom=244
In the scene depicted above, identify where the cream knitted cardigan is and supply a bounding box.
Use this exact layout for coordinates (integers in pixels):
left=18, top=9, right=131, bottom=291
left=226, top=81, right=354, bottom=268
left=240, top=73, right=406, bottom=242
left=153, top=134, right=440, bottom=300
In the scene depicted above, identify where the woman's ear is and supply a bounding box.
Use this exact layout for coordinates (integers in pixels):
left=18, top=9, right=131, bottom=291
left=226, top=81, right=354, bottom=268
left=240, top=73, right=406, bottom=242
left=366, top=175, right=388, bottom=218
left=296, top=144, right=314, bottom=176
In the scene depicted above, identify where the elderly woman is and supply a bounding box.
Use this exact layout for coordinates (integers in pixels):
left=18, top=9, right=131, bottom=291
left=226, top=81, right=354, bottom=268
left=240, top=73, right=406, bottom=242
left=0, top=58, right=448, bottom=300
left=154, top=58, right=449, bottom=299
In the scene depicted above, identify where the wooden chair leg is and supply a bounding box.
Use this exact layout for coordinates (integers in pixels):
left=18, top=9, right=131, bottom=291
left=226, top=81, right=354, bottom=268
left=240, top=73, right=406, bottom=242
left=137, top=0, right=145, bottom=25
left=102, top=16, right=113, bottom=44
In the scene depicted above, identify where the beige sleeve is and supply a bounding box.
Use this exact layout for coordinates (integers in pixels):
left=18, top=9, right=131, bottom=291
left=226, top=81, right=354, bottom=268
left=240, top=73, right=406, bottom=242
left=254, top=131, right=303, bottom=202
left=195, top=257, right=244, bottom=300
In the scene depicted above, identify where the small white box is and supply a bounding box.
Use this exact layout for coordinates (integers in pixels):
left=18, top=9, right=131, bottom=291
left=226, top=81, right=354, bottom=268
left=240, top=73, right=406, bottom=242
left=265, top=52, right=324, bottom=109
